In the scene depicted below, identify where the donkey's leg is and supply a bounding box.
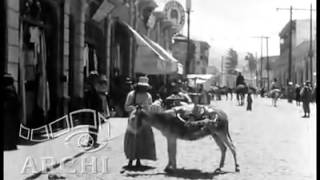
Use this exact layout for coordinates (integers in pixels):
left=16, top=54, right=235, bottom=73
left=217, top=132, right=240, bottom=172
left=165, top=136, right=177, bottom=171
left=211, top=134, right=227, bottom=172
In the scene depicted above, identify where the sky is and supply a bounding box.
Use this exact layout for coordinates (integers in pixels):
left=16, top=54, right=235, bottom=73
left=154, top=0, right=317, bottom=67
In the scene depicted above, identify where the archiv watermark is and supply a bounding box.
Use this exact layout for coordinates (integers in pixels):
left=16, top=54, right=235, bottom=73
left=19, top=109, right=112, bottom=153
left=18, top=109, right=114, bottom=176
left=21, top=156, right=110, bottom=175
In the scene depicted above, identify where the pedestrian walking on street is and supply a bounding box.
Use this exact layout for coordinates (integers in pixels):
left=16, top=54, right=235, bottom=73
left=260, top=87, right=265, bottom=97
left=246, top=91, right=253, bottom=111
left=2, top=74, right=21, bottom=151
left=83, top=72, right=109, bottom=148
left=300, top=81, right=312, bottom=118
left=287, top=82, right=294, bottom=103
left=198, top=84, right=209, bottom=105
left=124, top=76, right=156, bottom=168
left=295, top=84, right=301, bottom=106
left=271, top=78, right=280, bottom=90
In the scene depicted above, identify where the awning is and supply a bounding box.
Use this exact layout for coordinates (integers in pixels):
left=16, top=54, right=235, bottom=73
left=120, top=21, right=183, bottom=75
left=187, top=74, right=213, bottom=80
left=187, top=74, right=214, bottom=90
left=142, top=35, right=181, bottom=74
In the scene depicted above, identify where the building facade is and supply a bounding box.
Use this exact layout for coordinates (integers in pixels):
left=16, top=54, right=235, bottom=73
left=257, top=55, right=279, bottom=89
left=274, top=19, right=317, bottom=86
left=172, top=35, right=210, bottom=75
left=193, top=40, right=210, bottom=74
left=3, top=0, right=163, bottom=126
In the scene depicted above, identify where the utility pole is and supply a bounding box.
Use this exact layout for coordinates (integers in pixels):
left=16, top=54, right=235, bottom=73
left=289, top=6, right=292, bottom=84
left=255, top=52, right=258, bottom=87
left=309, top=4, right=313, bottom=84
left=276, top=6, right=316, bottom=84
left=252, top=36, right=264, bottom=88
left=260, top=38, right=263, bottom=88
left=265, top=37, right=270, bottom=90
left=186, top=0, right=191, bottom=75
left=221, top=56, right=224, bottom=86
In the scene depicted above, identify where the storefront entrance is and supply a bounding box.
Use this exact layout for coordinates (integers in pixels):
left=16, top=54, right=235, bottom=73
left=109, top=21, right=132, bottom=117
left=20, top=0, right=63, bottom=128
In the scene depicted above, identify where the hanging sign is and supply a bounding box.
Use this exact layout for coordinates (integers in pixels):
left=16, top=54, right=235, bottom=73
left=163, top=0, right=185, bottom=32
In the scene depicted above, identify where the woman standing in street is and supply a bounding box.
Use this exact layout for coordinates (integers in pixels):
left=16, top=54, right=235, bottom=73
left=123, top=76, right=156, bottom=168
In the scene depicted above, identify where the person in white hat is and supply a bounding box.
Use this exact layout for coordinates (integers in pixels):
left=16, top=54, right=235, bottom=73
left=123, top=76, right=156, bottom=168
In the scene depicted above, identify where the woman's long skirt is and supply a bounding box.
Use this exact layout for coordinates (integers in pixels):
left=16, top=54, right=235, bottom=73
left=124, top=121, right=156, bottom=160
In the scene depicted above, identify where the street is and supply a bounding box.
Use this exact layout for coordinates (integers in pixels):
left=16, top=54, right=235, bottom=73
left=2, top=0, right=317, bottom=179
left=31, top=96, right=316, bottom=180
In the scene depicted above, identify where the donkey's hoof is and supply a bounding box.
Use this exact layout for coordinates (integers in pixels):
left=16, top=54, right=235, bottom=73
left=164, top=167, right=174, bottom=173
left=235, top=164, right=240, bottom=172
left=214, top=168, right=222, bottom=174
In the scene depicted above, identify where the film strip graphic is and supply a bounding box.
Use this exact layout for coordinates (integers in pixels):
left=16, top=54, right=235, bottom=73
left=19, top=109, right=111, bottom=142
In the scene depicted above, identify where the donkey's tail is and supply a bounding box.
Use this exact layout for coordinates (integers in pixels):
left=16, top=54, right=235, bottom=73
left=226, top=121, right=233, bottom=142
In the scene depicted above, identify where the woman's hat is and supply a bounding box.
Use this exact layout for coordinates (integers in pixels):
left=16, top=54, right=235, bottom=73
left=137, top=76, right=150, bottom=87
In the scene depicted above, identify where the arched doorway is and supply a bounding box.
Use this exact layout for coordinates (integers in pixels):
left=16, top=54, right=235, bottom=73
left=20, top=0, right=62, bottom=128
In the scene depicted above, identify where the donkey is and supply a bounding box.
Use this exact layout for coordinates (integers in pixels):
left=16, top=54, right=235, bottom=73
left=235, top=85, right=248, bottom=106
left=220, top=86, right=233, bottom=100
left=269, top=89, right=282, bottom=107
left=135, top=105, right=240, bottom=173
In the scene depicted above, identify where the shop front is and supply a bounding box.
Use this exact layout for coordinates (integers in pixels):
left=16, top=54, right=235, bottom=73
left=19, top=0, right=64, bottom=128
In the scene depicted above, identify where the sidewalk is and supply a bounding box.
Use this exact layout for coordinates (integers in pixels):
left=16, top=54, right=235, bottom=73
left=3, top=117, right=128, bottom=180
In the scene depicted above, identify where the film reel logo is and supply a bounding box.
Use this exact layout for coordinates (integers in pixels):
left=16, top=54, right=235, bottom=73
left=19, top=109, right=111, bottom=153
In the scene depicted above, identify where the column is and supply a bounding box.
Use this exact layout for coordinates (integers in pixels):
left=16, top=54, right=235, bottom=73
left=69, top=0, right=86, bottom=109
left=6, top=0, right=20, bottom=88
left=62, top=0, right=71, bottom=114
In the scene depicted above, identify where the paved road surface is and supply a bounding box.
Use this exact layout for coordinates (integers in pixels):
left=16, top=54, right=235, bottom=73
left=6, top=97, right=316, bottom=180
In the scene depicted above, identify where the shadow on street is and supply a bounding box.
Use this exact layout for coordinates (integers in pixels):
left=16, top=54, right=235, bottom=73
left=124, top=168, right=234, bottom=179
